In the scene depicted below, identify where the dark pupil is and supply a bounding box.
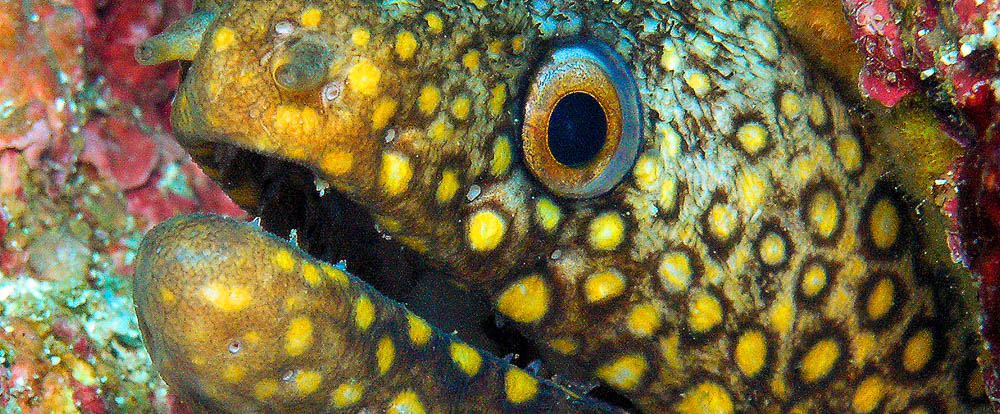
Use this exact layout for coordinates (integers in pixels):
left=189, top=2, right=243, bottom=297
left=547, top=92, right=607, bottom=168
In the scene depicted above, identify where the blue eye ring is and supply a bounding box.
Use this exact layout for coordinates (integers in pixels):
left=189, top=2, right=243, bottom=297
left=521, top=39, right=642, bottom=199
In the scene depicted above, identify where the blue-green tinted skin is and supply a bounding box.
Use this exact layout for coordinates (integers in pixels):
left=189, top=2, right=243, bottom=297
left=135, top=0, right=990, bottom=412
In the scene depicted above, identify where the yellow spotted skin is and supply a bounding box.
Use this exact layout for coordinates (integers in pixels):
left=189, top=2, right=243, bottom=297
left=139, top=0, right=988, bottom=412
left=133, top=215, right=620, bottom=413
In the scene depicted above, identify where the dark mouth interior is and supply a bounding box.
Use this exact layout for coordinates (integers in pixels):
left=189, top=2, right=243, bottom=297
left=186, top=142, right=636, bottom=412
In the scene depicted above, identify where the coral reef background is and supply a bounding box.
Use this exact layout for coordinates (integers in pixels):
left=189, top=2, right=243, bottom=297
left=0, top=1, right=242, bottom=412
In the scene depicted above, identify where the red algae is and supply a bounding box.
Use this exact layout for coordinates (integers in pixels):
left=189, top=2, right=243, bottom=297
left=0, top=0, right=242, bottom=412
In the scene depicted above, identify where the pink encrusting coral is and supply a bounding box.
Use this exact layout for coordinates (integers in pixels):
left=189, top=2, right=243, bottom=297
left=0, top=0, right=241, bottom=412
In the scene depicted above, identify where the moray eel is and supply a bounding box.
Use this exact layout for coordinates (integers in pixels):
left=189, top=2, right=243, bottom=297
left=133, top=0, right=990, bottom=412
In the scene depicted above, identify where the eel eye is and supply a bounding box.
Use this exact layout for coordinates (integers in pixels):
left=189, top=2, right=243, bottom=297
left=272, top=38, right=330, bottom=93
left=521, top=39, right=642, bottom=199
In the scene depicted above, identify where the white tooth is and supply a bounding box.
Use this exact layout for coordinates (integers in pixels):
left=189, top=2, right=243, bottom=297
left=314, top=177, right=330, bottom=197
left=466, top=185, right=482, bottom=202
left=289, top=229, right=299, bottom=246
left=251, top=217, right=262, bottom=227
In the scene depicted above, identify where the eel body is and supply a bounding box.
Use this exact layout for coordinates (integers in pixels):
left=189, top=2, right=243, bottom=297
left=133, top=0, right=990, bottom=412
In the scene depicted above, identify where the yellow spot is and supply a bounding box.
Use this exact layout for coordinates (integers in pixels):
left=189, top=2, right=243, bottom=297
left=395, top=31, right=418, bottom=60
left=808, top=94, right=828, bottom=126
left=596, top=354, right=648, bottom=392
left=355, top=295, right=375, bottom=331
left=488, top=40, right=504, bottom=55
left=491, top=137, right=512, bottom=176
left=200, top=283, right=252, bottom=312
left=736, top=122, right=768, bottom=155
left=300, top=8, right=322, bottom=27
left=389, top=391, right=426, bottom=414
left=490, top=84, right=507, bottom=117
left=505, top=369, right=538, bottom=403
left=213, top=27, right=235, bottom=51
left=737, top=169, right=767, bottom=211
left=548, top=338, right=578, bottom=355
left=866, top=278, right=894, bottom=320
left=450, top=96, right=472, bottom=120
left=159, top=288, right=175, bottom=304
left=688, top=293, right=723, bottom=333
left=633, top=155, right=659, bottom=189
left=332, top=383, right=364, bottom=408
left=467, top=209, right=506, bottom=251
left=371, top=98, right=398, bottom=131
left=347, top=59, right=381, bottom=96
left=379, top=152, right=413, bottom=197
left=770, top=298, right=794, bottom=335
left=321, top=263, right=348, bottom=286
left=626, top=303, right=661, bottom=338
left=254, top=379, right=278, bottom=400
left=534, top=198, right=562, bottom=232
left=852, top=376, right=885, bottom=413
left=496, top=274, right=549, bottom=323
left=407, top=313, right=432, bottom=346
left=583, top=270, right=626, bottom=304
left=870, top=199, right=900, bottom=249
left=436, top=170, right=460, bottom=204
left=351, top=28, right=370, bottom=46
left=659, top=178, right=678, bottom=212
left=274, top=249, right=295, bottom=272
left=780, top=91, right=801, bottom=117
left=285, top=317, right=313, bottom=356
left=294, top=370, right=322, bottom=395
left=376, top=336, right=395, bottom=375
left=808, top=190, right=840, bottom=239
left=660, top=43, right=680, bottom=71
left=423, top=12, right=443, bottom=34
left=418, top=85, right=441, bottom=115
left=707, top=203, right=738, bottom=241
left=758, top=232, right=786, bottom=266
left=734, top=330, right=767, bottom=377
left=903, top=330, right=933, bottom=373
left=272, top=106, right=316, bottom=143
left=429, top=118, right=453, bottom=141
left=302, top=263, right=321, bottom=286
left=450, top=342, right=482, bottom=377
left=836, top=134, right=863, bottom=173
left=676, top=382, right=734, bottom=414
left=471, top=0, right=487, bottom=9
left=800, top=339, right=840, bottom=383
left=511, top=35, right=526, bottom=54
left=685, top=71, right=711, bottom=96
left=801, top=263, right=827, bottom=298
left=658, top=251, right=693, bottom=292
left=462, top=51, right=481, bottom=70
left=320, top=150, right=353, bottom=176
left=243, top=331, right=261, bottom=346
left=659, top=125, right=682, bottom=158
left=588, top=212, right=626, bottom=251
left=221, top=364, right=245, bottom=383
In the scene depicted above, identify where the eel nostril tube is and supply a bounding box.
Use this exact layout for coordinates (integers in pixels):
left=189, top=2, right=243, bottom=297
left=135, top=10, right=218, bottom=65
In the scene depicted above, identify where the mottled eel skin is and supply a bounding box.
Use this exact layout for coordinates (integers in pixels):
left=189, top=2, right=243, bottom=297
left=133, top=0, right=991, bottom=412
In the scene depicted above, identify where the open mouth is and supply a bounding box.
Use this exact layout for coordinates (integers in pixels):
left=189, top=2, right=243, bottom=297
left=183, top=141, right=637, bottom=410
